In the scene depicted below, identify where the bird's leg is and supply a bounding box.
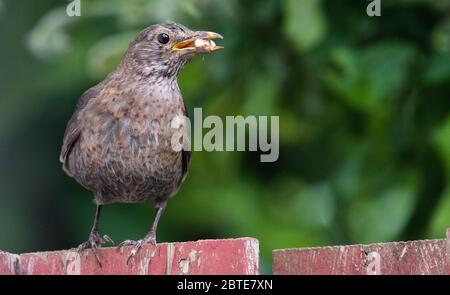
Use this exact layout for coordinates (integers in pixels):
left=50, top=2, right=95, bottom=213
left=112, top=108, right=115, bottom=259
left=118, top=202, right=166, bottom=264
left=77, top=205, right=114, bottom=266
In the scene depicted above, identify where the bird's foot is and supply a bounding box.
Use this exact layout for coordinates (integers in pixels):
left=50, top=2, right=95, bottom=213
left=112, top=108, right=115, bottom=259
left=118, top=232, right=157, bottom=265
left=77, top=231, right=114, bottom=267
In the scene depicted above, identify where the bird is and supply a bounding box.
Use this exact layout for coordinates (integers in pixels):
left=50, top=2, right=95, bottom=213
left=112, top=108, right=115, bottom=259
left=60, top=22, right=223, bottom=265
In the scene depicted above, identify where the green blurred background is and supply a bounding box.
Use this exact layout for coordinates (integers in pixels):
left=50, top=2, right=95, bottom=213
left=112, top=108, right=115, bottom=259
left=0, top=0, right=449, bottom=273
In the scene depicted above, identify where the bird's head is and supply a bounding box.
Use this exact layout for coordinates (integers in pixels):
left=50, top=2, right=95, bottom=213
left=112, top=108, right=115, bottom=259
left=123, top=22, right=223, bottom=79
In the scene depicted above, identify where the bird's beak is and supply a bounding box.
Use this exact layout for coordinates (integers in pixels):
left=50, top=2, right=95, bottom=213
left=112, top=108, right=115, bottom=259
left=172, top=31, right=224, bottom=54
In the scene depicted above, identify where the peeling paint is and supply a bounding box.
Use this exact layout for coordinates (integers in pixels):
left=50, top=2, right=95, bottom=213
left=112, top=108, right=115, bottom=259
left=6, top=253, right=20, bottom=275
left=189, top=249, right=197, bottom=262
left=244, top=239, right=259, bottom=275
left=139, top=256, right=150, bottom=275
left=139, top=248, right=156, bottom=275
left=399, top=245, right=408, bottom=259
left=178, top=259, right=189, bottom=274
left=166, top=243, right=175, bottom=275
left=178, top=249, right=198, bottom=274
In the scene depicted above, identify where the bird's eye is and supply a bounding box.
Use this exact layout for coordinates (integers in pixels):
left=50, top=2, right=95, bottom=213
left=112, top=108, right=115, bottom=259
left=157, top=33, right=170, bottom=44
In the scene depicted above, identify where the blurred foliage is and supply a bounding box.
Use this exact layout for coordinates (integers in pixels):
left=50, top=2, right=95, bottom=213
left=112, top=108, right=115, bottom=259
left=0, top=0, right=449, bottom=273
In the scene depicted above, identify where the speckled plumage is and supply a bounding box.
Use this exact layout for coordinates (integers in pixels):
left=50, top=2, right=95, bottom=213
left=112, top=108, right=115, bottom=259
left=63, top=67, right=189, bottom=205
left=60, top=22, right=222, bottom=264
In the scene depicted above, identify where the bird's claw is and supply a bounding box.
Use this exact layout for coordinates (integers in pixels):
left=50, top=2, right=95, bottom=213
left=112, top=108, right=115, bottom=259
left=118, top=234, right=157, bottom=265
left=77, top=232, right=114, bottom=267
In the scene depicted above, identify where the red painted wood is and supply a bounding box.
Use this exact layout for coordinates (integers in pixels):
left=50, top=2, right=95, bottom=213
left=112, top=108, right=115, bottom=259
left=273, top=245, right=366, bottom=275
left=5, top=238, right=258, bottom=275
left=2, top=229, right=448, bottom=275
left=273, top=229, right=450, bottom=275
left=367, top=240, right=445, bottom=275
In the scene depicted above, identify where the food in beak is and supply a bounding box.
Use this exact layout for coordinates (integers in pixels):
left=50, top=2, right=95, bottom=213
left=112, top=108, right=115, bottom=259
left=194, top=38, right=216, bottom=48
left=172, top=32, right=223, bottom=52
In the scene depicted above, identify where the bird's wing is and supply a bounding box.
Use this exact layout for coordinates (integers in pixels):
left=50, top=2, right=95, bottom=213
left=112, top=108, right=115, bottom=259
left=181, top=104, right=192, bottom=180
left=182, top=149, right=192, bottom=178
left=59, top=85, right=101, bottom=175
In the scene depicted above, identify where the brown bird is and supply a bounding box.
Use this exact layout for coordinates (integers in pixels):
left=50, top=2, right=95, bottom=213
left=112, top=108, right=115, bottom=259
left=60, top=22, right=223, bottom=265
